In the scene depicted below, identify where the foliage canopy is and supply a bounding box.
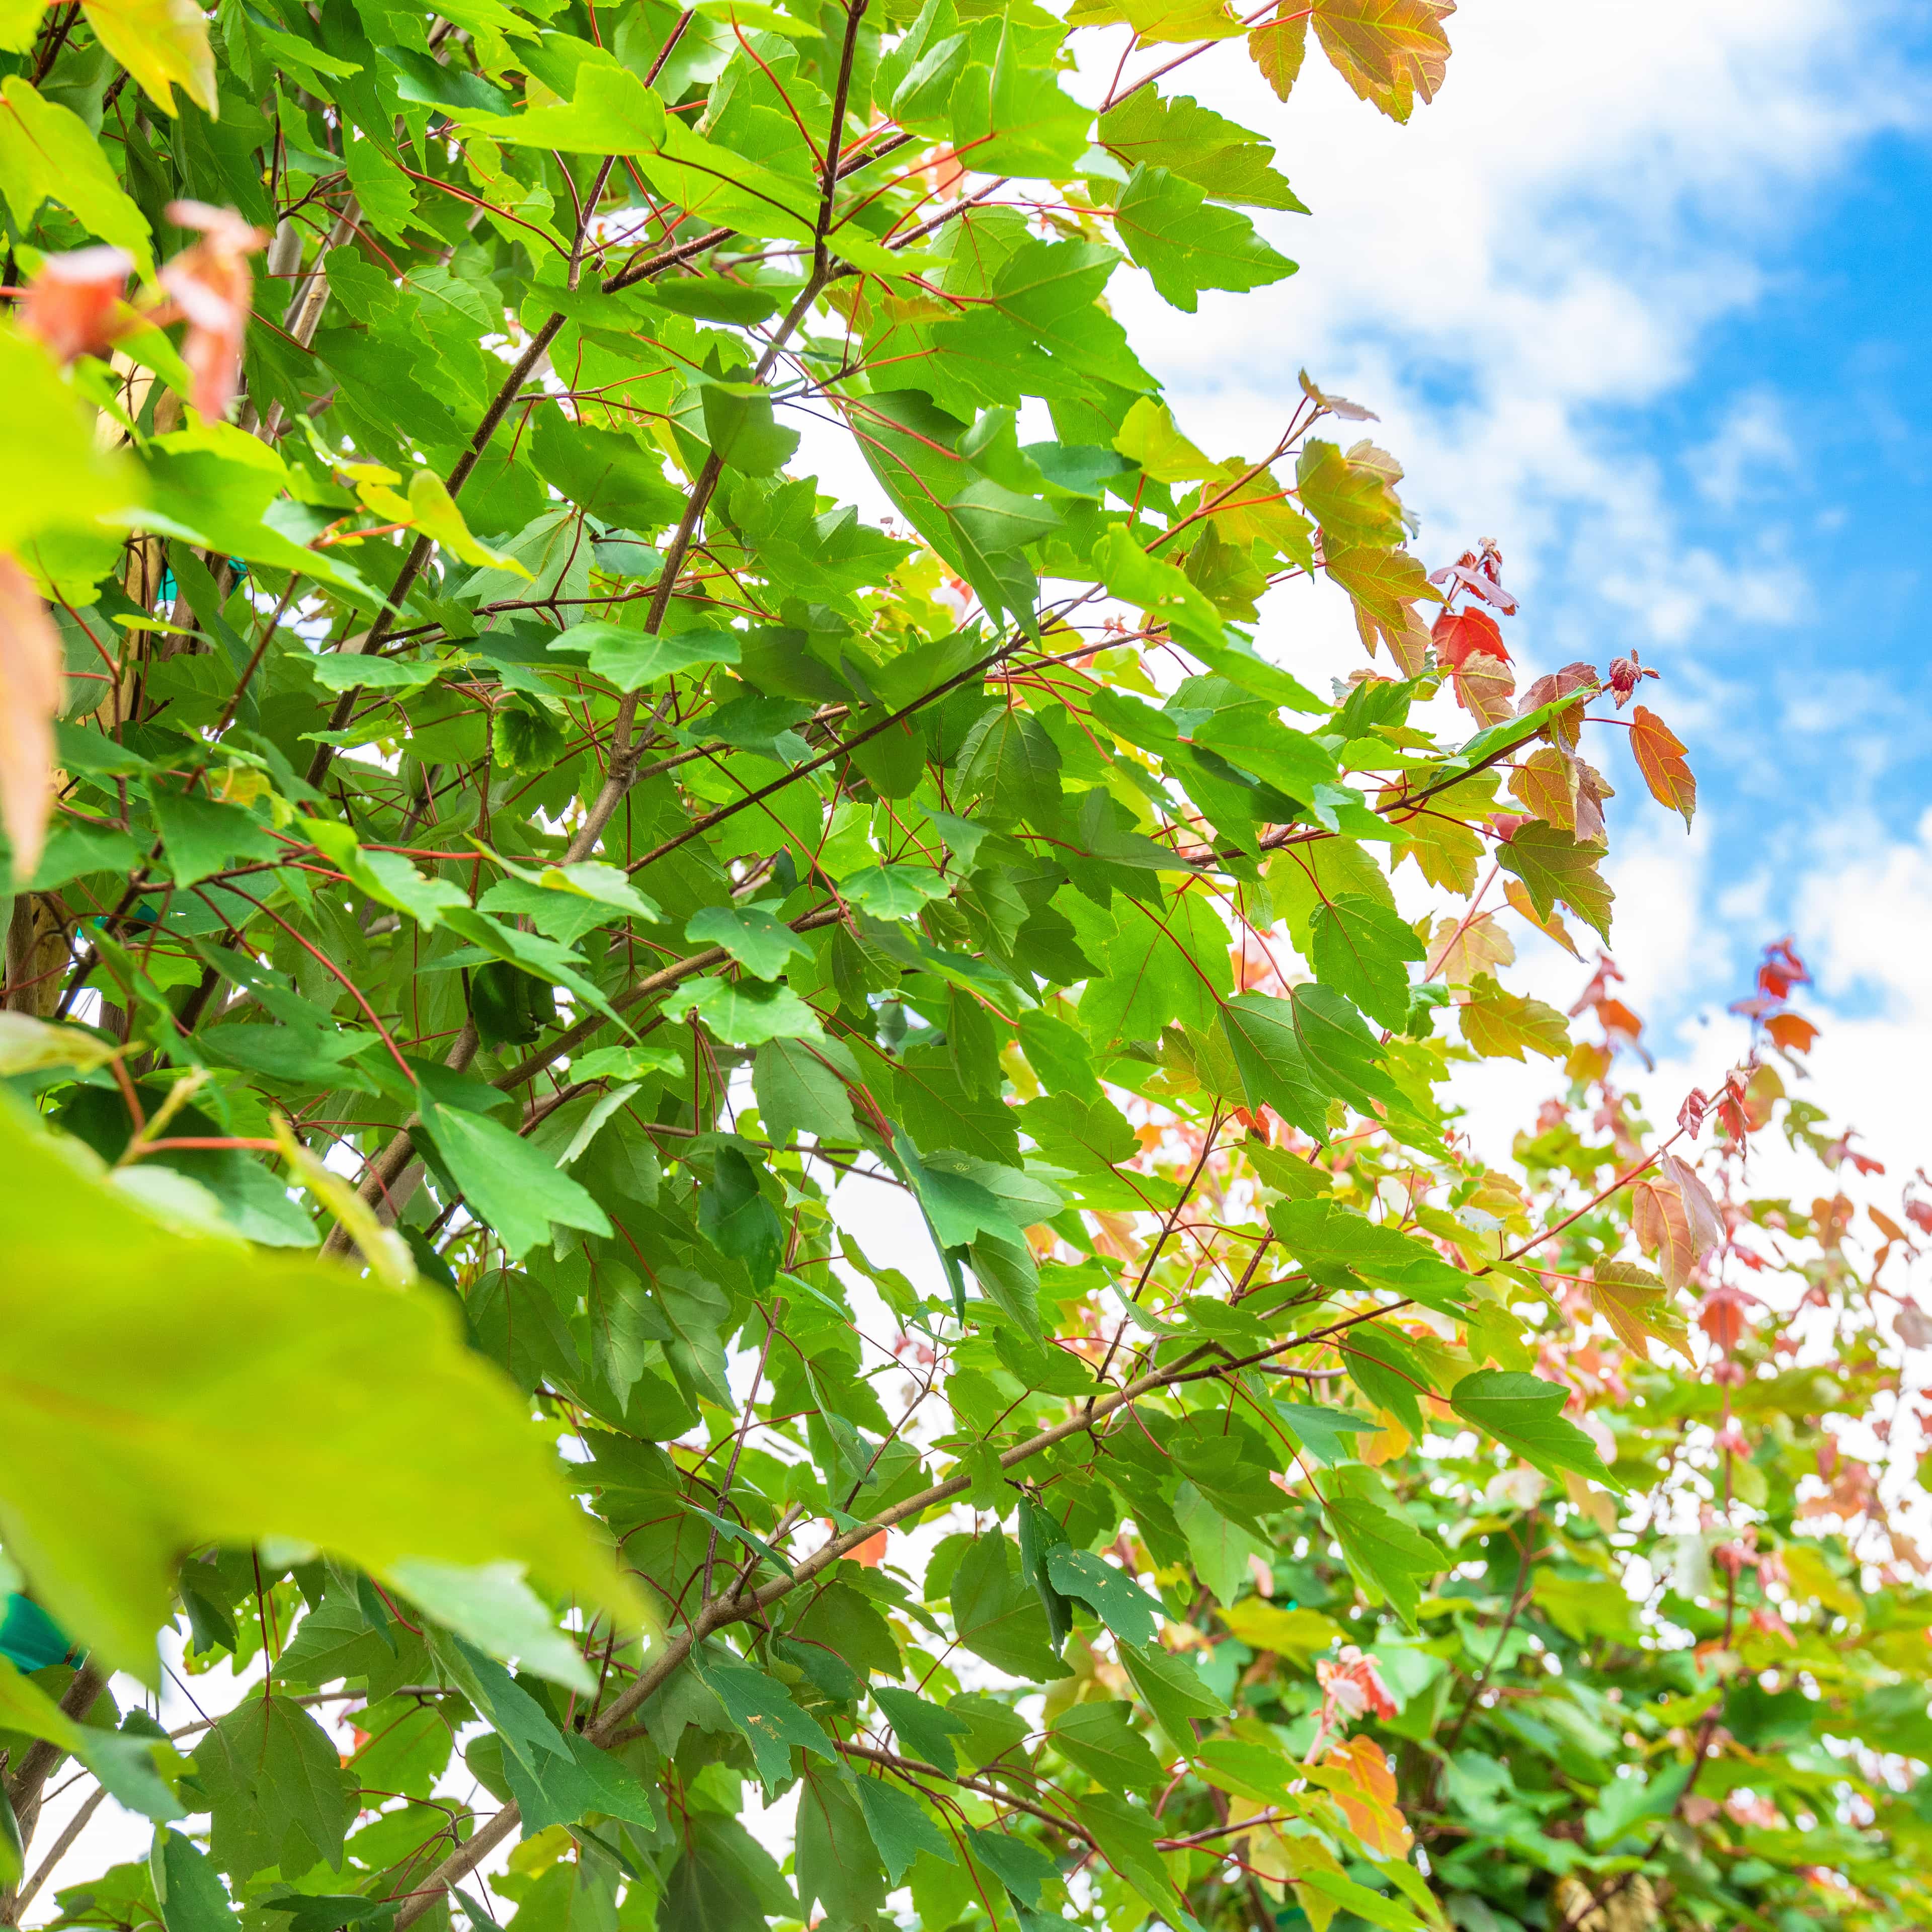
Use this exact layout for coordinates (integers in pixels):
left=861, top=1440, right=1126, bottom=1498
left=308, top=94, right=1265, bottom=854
left=1, top=4, right=1929, bottom=1932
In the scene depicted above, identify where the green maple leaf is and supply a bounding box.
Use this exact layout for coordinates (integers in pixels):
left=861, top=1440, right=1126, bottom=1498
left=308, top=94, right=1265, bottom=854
left=1451, top=1370, right=1622, bottom=1489
left=1496, top=822, right=1616, bottom=938
left=1112, top=165, right=1298, bottom=311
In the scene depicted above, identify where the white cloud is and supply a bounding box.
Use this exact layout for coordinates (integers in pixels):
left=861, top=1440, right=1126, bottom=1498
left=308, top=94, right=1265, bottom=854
left=1110, top=0, right=1924, bottom=667
left=1791, top=806, right=1932, bottom=1168
left=1691, top=389, right=1799, bottom=511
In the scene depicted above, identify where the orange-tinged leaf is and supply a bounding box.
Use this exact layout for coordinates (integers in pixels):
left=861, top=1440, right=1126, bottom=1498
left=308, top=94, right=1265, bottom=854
left=1448, top=650, right=1513, bottom=725
left=1630, top=703, right=1695, bottom=828
left=21, top=244, right=138, bottom=364
left=1590, top=1259, right=1688, bottom=1359
left=1503, top=878, right=1581, bottom=958
left=1569, top=753, right=1611, bottom=845
left=1427, top=911, right=1512, bottom=986
left=1314, top=1735, right=1411, bottom=1856
left=0, top=552, right=61, bottom=883
left=1510, top=744, right=1578, bottom=831
left=1764, top=1010, right=1817, bottom=1056
left=159, top=201, right=266, bottom=419
left=1519, top=661, right=1597, bottom=750
left=1661, top=1151, right=1723, bottom=1250
left=1249, top=7, right=1309, bottom=100
left=1312, top=0, right=1454, bottom=123
left=1326, top=542, right=1432, bottom=640
left=1356, top=596, right=1430, bottom=675
left=1698, top=1281, right=1751, bottom=1351
left=80, top=0, right=215, bottom=114
left=1459, top=973, right=1567, bottom=1062
left=1632, top=1175, right=1695, bottom=1290
left=1595, top=997, right=1644, bottom=1041
left=1632, top=1154, right=1721, bottom=1291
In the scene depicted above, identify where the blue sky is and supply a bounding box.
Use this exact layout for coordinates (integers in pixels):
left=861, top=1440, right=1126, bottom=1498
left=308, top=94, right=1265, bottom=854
left=1638, top=120, right=1932, bottom=862
left=1561, top=111, right=1932, bottom=1046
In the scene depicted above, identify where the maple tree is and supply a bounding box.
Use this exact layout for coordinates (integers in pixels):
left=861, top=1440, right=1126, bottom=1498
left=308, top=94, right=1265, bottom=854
left=1, top=3, right=1926, bottom=1932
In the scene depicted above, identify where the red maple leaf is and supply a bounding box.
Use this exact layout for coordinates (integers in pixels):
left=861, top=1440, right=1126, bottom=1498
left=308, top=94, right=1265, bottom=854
left=1825, top=1129, right=1885, bottom=1177
left=1757, top=936, right=1810, bottom=1001
left=1428, top=540, right=1518, bottom=613
left=1606, top=649, right=1660, bottom=709
left=1567, top=950, right=1625, bottom=1018
left=20, top=245, right=136, bottom=364
left=158, top=200, right=268, bottom=420
left=1431, top=605, right=1509, bottom=669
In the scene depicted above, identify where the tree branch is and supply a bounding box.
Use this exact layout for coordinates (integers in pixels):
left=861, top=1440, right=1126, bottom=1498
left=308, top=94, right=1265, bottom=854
left=383, top=1319, right=1308, bottom=1924
left=1, top=1784, right=106, bottom=1924
left=1, top=1661, right=107, bottom=1914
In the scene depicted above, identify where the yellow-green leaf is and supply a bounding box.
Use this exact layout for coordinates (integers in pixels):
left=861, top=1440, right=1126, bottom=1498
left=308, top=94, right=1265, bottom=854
left=1218, top=1598, right=1347, bottom=1665
left=0, top=1011, right=121, bottom=1077
left=82, top=0, right=217, bottom=115
left=1249, top=9, right=1309, bottom=100
left=0, top=0, right=44, bottom=51
left=0, top=323, right=142, bottom=553
left=1112, top=396, right=1215, bottom=483
left=408, top=469, right=528, bottom=572
left=1066, top=0, right=1243, bottom=44
left=0, top=1102, right=641, bottom=1677
left=1459, top=972, right=1568, bottom=1062
left=1495, top=822, right=1614, bottom=940
left=0, top=78, right=155, bottom=271
left=1297, top=437, right=1405, bottom=550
